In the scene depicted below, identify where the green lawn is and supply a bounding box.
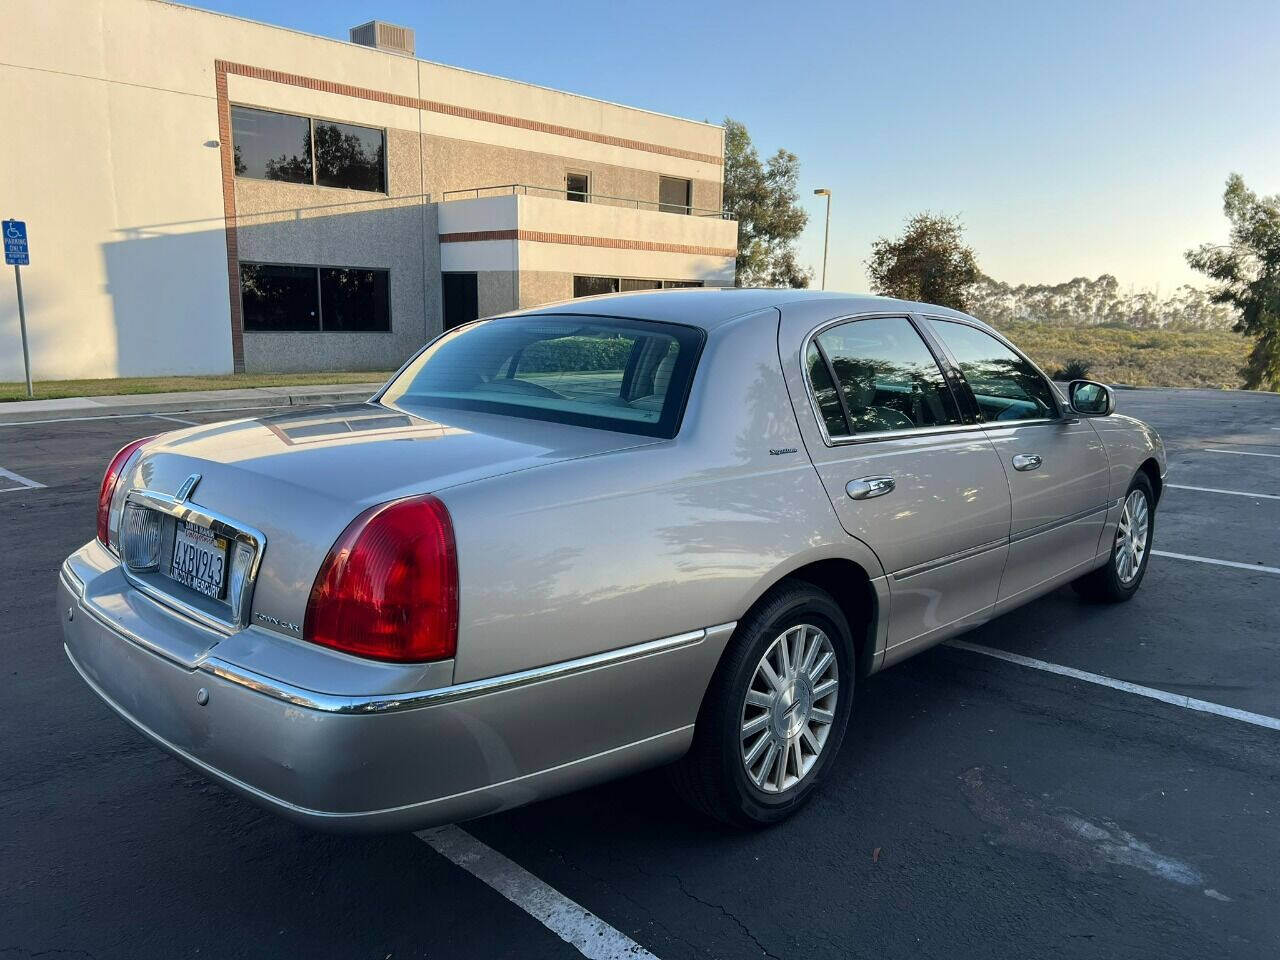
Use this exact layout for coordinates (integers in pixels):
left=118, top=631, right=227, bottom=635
left=993, top=321, right=1253, bottom=390
left=0, top=371, right=393, bottom=402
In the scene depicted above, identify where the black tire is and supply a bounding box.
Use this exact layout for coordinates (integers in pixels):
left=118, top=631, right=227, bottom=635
left=1072, top=472, right=1156, bottom=603
left=670, top=580, right=855, bottom=828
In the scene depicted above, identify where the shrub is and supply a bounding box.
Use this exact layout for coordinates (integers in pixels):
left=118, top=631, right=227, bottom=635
left=1053, top=358, right=1093, bottom=380
left=519, top=336, right=634, bottom=373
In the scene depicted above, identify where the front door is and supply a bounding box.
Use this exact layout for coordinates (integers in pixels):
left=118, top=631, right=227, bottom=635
left=924, top=316, right=1111, bottom=607
left=442, top=272, right=479, bottom=330
left=780, top=310, right=1012, bottom=665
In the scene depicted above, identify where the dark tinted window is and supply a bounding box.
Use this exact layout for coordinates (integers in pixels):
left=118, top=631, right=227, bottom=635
left=381, top=316, right=704, bottom=438
left=813, top=316, right=960, bottom=434
left=663, top=280, right=704, bottom=288
left=320, top=268, right=390, bottom=331
left=574, top=275, right=619, bottom=297
left=314, top=120, right=385, bottom=192
left=231, top=107, right=312, bottom=184
left=621, top=278, right=662, bottom=292
left=241, top=264, right=319, bottom=331
left=658, top=176, right=692, bottom=214
left=806, top=342, right=848, bottom=437
left=566, top=172, right=589, bottom=202
left=934, top=320, right=1058, bottom=422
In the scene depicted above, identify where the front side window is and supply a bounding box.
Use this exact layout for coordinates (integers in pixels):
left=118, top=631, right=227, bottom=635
left=231, top=106, right=386, bottom=193
left=380, top=316, right=704, bottom=438
left=933, top=320, right=1058, bottom=422
left=658, top=176, right=692, bottom=214
left=809, top=316, right=961, bottom=436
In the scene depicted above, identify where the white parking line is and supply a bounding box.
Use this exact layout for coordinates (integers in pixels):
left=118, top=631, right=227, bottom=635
left=1204, top=448, right=1280, bottom=459
left=1152, top=549, right=1280, bottom=575
left=0, top=466, right=46, bottom=492
left=150, top=414, right=199, bottom=425
left=418, top=824, right=659, bottom=960
left=948, top=640, right=1280, bottom=732
left=1166, top=483, right=1280, bottom=501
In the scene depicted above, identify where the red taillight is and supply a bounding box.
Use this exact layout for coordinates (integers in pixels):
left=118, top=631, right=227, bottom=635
left=96, top=436, right=156, bottom=549
left=304, top=495, right=459, bottom=663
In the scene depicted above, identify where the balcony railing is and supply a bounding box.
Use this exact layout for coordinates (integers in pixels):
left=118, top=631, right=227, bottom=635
left=440, top=183, right=733, bottom=219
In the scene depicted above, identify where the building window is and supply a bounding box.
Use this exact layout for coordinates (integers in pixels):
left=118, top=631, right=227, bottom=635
left=574, top=276, right=702, bottom=297
left=231, top=107, right=313, bottom=185
left=241, top=263, right=391, bottom=332
left=573, top=276, right=619, bottom=298
left=566, top=172, right=590, bottom=202
left=314, top=120, right=386, bottom=192
left=658, top=176, right=692, bottom=214
left=231, top=106, right=386, bottom=193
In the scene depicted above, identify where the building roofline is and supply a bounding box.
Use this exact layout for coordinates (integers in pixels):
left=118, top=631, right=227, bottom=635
left=164, top=1, right=724, bottom=133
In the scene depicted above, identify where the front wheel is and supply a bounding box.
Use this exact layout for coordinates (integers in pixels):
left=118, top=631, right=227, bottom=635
left=670, top=581, right=854, bottom=827
left=1073, top=472, right=1155, bottom=602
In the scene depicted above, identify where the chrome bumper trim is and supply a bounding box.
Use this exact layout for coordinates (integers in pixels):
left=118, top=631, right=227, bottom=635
left=62, top=560, right=732, bottom=717
left=200, top=627, right=722, bottom=716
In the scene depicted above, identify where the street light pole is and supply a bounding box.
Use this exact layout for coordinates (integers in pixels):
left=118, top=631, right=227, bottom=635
left=813, top=189, right=831, bottom=290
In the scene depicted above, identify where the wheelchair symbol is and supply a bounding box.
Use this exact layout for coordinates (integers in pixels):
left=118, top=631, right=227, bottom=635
left=5, top=223, right=20, bottom=240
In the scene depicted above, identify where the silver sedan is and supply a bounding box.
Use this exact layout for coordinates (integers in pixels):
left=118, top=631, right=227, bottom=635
left=60, top=289, right=1166, bottom=830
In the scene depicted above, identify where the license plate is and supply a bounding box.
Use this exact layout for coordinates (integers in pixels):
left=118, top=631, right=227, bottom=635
left=168, top=521, right=228, bottom=599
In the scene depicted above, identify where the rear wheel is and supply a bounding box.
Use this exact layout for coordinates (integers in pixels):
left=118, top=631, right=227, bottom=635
left=670, top=581, right=854, bottom=827
left=1073, top=472, right=1155, bottom=602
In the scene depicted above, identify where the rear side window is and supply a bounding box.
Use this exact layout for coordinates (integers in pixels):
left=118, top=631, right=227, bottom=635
left=932, top=320, right=1058, bottom=422
left=808, top=316, right=961, bottom=436
left=380, top=316, right=704, bottom=438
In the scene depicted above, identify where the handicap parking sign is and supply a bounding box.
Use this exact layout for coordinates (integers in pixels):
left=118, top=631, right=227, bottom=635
left=4, top=220, right=29, bottom=265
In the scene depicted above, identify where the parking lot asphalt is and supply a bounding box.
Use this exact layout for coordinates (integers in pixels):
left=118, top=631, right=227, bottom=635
left=2, top=390, right=1278, bottom=960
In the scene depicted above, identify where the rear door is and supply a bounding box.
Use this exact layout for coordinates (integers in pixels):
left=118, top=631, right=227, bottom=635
left=779, top=308, right=1012, bottom=665
left=924, top=316, right=1111, bottom=607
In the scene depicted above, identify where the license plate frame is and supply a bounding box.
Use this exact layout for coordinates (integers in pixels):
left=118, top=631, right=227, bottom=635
left=167, top=520, right=229, bottom=600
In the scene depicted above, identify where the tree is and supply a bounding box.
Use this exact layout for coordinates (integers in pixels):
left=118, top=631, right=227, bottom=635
left=1186, top=174, right=1280, bottom=390
left=722, top=118, right=811, bottom=287
left=866, top=213, right=980, bottom=311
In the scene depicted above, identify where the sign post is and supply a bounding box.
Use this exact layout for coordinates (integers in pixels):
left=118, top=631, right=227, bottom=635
left=3, top=219, right=32, bottom=398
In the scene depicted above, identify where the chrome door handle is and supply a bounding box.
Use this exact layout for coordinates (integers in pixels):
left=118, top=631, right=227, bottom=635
left=846, top=476, right=896, bottom=500
left=1012, top=454, right=1042, bottom=472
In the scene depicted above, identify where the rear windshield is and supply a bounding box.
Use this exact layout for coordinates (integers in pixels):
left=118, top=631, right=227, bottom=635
left=379, top=315, right=705, bottom=438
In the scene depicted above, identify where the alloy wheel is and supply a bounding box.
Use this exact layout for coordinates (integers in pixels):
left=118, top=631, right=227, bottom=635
left=739, top=623, right=839, bottom=794
left=1114, top=488, right=1150, bottom=584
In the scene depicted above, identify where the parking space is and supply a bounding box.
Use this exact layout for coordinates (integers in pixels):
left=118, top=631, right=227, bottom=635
left=2, top=389, right=1278, bottom=959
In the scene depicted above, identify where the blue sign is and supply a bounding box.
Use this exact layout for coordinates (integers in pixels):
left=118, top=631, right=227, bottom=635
left=4, top=220, right=29, bottom=265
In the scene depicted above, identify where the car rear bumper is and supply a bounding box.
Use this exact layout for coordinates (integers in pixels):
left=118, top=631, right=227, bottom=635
left=59, top=548, right=733, bottom=833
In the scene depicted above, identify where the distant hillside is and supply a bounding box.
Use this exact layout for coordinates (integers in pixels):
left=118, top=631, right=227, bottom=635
left=996, top=319, right=1249, bottom=389
left=968, top=274, right=1235, bottom=331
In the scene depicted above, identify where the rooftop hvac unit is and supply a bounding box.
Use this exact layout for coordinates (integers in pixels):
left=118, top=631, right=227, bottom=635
left=349, top=20, right=415, bottom=56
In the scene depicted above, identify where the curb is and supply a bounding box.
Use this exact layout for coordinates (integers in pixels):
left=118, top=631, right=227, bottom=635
left=0, top=385, right=381, bottom=424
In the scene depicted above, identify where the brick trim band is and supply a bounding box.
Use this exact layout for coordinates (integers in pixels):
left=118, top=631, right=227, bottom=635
left=216, top=61, right=724, bottom=167
left=214, top=64, right=245, bottom=372
left=440, top=229, right=735, bottom=259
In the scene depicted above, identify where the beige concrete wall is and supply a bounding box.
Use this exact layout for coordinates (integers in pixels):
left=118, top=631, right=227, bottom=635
left=425, top=135, right=721, bottom=214
left=519, top=272, right=575, bottom=310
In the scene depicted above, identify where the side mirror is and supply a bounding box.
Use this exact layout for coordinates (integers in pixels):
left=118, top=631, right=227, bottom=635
left=1068, top=379, right=1115, bottom=417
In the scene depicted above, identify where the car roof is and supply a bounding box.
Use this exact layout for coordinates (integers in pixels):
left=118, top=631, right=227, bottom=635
left=513, top=287, right=989, bottom=332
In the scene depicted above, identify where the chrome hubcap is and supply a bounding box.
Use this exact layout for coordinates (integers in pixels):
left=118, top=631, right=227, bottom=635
left=1114, top=489, right=1150, bottom=584
left=740, top=623, right=838, bottom=794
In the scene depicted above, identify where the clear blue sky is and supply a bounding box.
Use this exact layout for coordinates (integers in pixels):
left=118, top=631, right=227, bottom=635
left=194, top=0, right=1279, bottom=293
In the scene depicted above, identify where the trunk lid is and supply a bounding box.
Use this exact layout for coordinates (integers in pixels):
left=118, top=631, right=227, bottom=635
left=122, top=403, right=652, bottom=642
